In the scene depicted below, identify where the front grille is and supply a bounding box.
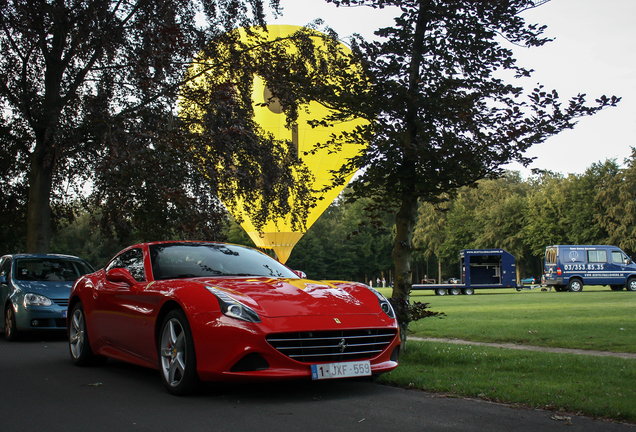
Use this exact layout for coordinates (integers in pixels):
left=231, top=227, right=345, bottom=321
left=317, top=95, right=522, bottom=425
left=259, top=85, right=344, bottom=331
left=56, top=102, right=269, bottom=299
left=267, top=329, right=397, bottom=363
left=53, top=298, right=68, bottom=308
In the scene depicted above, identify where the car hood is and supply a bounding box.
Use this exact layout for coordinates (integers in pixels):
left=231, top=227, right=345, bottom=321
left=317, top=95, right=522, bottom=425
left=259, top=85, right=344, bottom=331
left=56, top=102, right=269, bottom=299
left=12, top=280, right=74, bottom=298
left=202, top=278, right=378, bottom=318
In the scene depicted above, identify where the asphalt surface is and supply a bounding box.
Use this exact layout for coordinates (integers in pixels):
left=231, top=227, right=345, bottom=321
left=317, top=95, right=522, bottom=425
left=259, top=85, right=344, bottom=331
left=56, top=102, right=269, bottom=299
left=0, top=333, right=633, bottom=432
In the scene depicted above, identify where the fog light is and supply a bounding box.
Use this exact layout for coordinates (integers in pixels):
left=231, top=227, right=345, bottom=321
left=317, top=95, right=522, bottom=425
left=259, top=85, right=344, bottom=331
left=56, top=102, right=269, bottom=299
left=31, top=320, right=39, bottom=327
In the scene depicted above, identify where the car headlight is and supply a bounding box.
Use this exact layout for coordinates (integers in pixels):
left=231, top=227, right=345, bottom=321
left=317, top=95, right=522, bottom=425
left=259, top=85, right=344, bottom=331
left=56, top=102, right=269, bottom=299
left=368, top=287, right=396, bottom=319
left=24, top=293, right=53, bottom=307
left=206, top=287, right=261, bottom=323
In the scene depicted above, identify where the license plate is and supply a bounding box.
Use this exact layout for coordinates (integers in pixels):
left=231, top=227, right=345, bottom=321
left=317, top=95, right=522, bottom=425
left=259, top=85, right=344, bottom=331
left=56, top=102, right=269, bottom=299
left=311, top=360, right=371, bottom=380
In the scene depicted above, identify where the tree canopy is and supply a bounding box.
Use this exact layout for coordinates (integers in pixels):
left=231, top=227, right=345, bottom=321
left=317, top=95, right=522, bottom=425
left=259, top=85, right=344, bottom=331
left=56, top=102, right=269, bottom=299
left=298, top=0, right=619, bottom=343
left=0, top=0, right=303, bottom=252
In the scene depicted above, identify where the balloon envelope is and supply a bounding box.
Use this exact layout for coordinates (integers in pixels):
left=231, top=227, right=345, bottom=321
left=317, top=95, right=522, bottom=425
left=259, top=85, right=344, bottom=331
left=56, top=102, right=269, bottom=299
left=186, top=25, right=369, bottom=263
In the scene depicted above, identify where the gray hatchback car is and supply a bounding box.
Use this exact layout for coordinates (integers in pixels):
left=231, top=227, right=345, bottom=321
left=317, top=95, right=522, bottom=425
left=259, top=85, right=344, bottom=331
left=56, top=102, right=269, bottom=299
left=0, top=254, right=94, bottom=341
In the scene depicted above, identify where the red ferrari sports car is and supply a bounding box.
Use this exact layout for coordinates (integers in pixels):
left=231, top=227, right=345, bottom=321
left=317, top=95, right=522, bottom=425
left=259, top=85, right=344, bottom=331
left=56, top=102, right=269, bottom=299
left=68, top=241, right=400, bottom=395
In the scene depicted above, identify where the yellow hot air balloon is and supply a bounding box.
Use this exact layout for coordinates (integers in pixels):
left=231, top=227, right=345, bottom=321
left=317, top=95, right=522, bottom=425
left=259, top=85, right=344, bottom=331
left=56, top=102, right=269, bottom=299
left=184, top=25, right=369, bottom=264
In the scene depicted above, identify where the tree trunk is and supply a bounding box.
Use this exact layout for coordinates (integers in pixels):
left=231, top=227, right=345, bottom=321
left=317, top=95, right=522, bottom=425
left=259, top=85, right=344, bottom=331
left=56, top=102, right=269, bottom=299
left=26, top=148, right=54, bottom=253
left=391, top=194, right=418, bottom=351
left=389, top=0, right=431, bottom=352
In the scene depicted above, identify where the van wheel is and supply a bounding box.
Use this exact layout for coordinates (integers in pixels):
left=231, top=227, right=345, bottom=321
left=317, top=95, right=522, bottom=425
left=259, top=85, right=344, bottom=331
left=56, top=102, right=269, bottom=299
left=567, top=279, right=583, bottom=292
left=626, top=278, right=636, bottom=292
left=435, top=288, right=448, bottom=296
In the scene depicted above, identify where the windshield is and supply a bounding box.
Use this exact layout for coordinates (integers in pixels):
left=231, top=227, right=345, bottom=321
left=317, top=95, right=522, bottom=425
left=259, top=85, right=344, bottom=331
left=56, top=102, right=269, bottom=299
left=15, top=258, right=94, bottom=281
left=149, top=243, right=299, bottom=280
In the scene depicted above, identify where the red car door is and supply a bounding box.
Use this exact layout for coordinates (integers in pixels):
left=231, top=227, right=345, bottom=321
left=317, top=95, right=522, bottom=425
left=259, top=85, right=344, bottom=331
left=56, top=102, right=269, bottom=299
left=91, top=248, right=147, bottom=356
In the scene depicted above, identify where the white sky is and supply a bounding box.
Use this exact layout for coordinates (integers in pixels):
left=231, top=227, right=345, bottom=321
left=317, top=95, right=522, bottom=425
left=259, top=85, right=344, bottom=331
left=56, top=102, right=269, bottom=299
left=267, top=0, right=636, bottom=177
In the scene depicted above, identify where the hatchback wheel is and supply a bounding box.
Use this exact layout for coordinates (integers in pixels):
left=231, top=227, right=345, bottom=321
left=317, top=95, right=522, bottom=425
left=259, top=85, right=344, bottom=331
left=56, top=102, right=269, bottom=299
left=4, top=304, right=19, bottom=342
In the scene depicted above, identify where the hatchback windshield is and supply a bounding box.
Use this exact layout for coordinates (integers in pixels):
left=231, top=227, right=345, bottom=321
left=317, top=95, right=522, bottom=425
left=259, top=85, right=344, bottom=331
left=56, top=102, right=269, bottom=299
left=15, top=258, right=94, bottom=282
left=149, top=243, right=299, bottom=280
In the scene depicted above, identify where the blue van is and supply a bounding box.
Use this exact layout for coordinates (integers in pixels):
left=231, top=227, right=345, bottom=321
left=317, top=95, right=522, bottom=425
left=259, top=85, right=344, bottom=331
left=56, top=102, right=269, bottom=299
left=544, top=245, right=636, bottom=292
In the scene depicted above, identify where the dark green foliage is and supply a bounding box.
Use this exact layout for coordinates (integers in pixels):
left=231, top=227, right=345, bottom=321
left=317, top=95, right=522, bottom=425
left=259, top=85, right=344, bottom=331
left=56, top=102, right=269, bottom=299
left=389, top=298, right=445, bottom=325
left=308, top=1, right=619, bottom=342
left=0, top=0, right=285, bottom=253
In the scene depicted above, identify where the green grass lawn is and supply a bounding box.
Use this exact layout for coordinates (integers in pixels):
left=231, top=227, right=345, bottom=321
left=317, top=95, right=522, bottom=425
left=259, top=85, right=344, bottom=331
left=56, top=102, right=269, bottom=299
left=374, top=287, right=636, bottom=423
left=379, top=286, right=636, bottom=352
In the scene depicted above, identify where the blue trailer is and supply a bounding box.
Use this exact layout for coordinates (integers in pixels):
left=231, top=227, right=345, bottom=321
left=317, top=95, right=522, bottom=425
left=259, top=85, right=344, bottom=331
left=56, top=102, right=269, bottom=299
left=412, top=249, right=518, bottom=295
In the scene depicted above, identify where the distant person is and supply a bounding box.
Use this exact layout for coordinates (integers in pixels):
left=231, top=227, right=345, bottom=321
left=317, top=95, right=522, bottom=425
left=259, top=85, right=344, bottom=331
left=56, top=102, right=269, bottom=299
left=382, top=277, right=386, bottom=287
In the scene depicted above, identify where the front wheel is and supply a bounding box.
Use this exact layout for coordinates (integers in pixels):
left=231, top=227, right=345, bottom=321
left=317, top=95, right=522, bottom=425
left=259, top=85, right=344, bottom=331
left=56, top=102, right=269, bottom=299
left=567, top=278, right=583, bottom=292
left=4, top=304, right=19, bottom=342
left=159, top=309, right=200, bottom=396
left=69, top=302, right=104, bottom=366
left=626, top=278, right=636, bottom=292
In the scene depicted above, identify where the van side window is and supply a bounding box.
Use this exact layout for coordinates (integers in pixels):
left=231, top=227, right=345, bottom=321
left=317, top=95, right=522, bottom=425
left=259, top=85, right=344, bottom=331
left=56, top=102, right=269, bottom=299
left=545, top=248, right=557, bottom=264
left=612, top=251, right=625, bottom=264
left=588, top=250, right=607, bottom=263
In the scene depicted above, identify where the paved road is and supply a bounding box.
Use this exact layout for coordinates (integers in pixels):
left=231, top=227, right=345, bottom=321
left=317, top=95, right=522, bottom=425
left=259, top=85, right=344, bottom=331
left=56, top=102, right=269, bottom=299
left=0, top=334, right=633, bottom=432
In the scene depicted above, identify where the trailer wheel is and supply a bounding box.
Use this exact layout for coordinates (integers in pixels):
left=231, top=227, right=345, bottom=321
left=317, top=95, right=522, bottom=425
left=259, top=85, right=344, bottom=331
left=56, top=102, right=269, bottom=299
left=449, top=288, right=461, bottom=295
left=567, top=278, right=583, bottom=292
left=462, top=288, right=474, bottom=295
left=626, top=278, right=636, bottom=292
left=435, top=288, right=448, bottom=296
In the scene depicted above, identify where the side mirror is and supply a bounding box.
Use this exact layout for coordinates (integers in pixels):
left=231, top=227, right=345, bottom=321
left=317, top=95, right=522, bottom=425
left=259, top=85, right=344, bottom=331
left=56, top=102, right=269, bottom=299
left=106, top=268, right=137, bottom=285
left=293, top=270, right=307, bottom=279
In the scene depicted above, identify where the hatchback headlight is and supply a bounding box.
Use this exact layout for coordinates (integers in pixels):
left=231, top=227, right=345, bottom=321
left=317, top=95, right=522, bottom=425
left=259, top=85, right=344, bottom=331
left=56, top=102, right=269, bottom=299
left=206, top=287, right=261, bottom=323
left=368, top=287, right=396, bottom=319
left=24, top=293, right=53, bottom=307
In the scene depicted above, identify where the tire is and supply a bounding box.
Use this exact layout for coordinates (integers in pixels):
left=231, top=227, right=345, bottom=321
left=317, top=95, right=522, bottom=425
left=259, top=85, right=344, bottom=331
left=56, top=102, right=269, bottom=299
left=610, top=285, right=624, bottom=291
left=69, top=302, right=104, bottom=366
left=626, top=278, right=636, bottom=292
left=449, top=288, right=461, bottom=295
left=435, top=288, right=448, bottom=296
left=4, top=304, right=19, bottom=342
left=159, top=309, right=200, bottom=396
left=462, top=288, right=474, bottom=295
left=567, top=278, right=583, bottom=292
